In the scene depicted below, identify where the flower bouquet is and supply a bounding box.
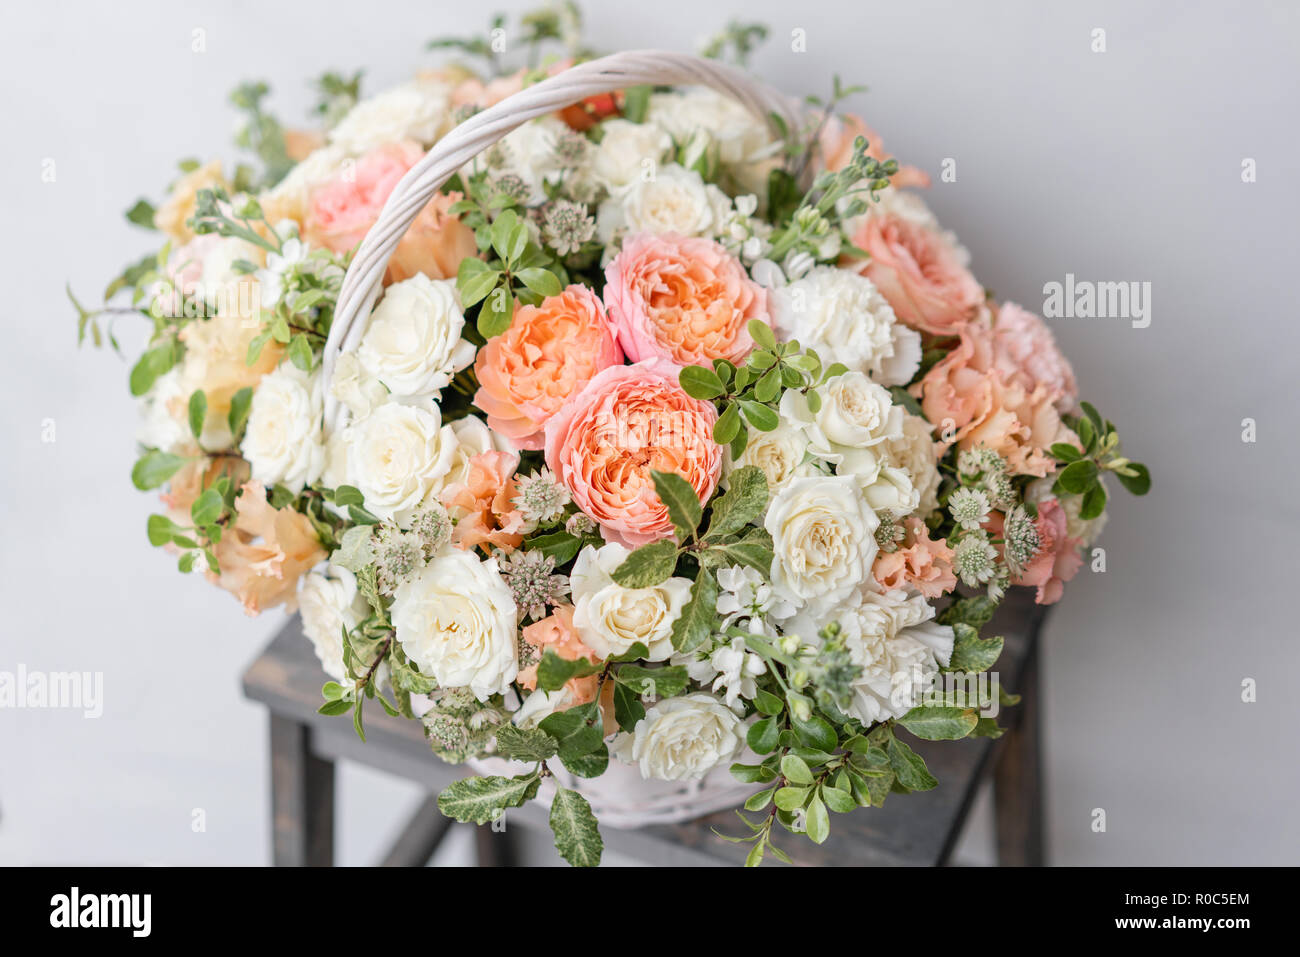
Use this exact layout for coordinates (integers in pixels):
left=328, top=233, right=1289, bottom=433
left=76, top=6, right=1150, bottom=866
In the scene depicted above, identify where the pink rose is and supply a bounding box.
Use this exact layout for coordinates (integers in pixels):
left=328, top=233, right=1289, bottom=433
left=851, top=213, right=983, bottom=335
left=992, top=302, right=1078, bottom=413
left=544, top=359, right=721, bottom=546
left=1012, top=499, right=1083, bottom=605
left=604, top=232, right=768, bottom=367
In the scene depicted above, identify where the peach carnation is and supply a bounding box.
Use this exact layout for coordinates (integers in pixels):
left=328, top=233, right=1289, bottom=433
left=440, top=449, right=526, bottom=554
left=992, top=302, right=1078, bottom=413
left=1013, top=499, right=1083, bottom=605
left=872, top=518, right=957, bottom=599
left=305, top=140, right=476, bottom=283
left=817, top=114, right=930, bottom=189
left=517, top=604, right=601, bottom=707
left=473, top=285, right=622, bottom=450
left=604, top=232, right=768, bottom=367
left=210, top=482, right=326, bottom=615
left=852, top=213, right=983, bottom=335
left=544, top=359, right=721, bottom=546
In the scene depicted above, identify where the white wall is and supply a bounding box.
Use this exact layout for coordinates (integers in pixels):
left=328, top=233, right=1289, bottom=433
left=1, top=0, right=1296, bottom=865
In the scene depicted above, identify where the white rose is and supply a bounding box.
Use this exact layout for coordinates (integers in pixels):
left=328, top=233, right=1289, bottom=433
left=391, top=549, right=518, bottom=701
left=136, top=368, right=190, bottom=454
left=726, top=415, right=819, bottom=491
left=328, top=78, right=452, bottom=155
left=880, top=412, right=942, bottom=516
left=345, top=401, right=457, bottom=525
left=765, top=475, right=880, bottom=610
left=512, top=687, right=576, bottom=729
left=329, top=351, right=388, bottom=422
left=570, top=543, right=691, bottom=661
left=242, top=363, right=325, bottom=494
left=444, top=414, right=498, bottom=488
left=590, top=118, right=673, bottom=193
left=612, top=692, right=745, bottom=781
left=596, top=164, right=732, bottom=241
left=781, top=372, right=905, bottom=482
left=646, top=89, right=778, bottom=195
left=357, top=275, right=475, bottom=400
left=298, top=565, right=369, bottom=684
left=769, top=267, right=921, bottom=386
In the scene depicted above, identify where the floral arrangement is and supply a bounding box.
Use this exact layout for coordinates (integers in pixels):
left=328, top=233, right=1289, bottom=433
left=75, top=6, right=1149, bottom=866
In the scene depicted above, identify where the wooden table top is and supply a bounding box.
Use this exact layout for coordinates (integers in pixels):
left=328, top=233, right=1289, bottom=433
left=242, top=589, right=1046, bottom=866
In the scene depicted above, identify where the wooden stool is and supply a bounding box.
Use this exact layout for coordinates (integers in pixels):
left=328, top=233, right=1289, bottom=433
left=242, top=589, right=1048, bottom=867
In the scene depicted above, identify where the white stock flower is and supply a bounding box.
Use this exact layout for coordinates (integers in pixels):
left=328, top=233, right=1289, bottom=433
left=726, top=414, right=819, bottom=492
left=298, top=565, right=369, bottom=684
left=344, top=401, right=457, bottom=525
left=242, top=363, right=326, bottom=494
left=391, top=549, right=518, bottom=701
left=769, top=267, right=921, bottom=386
left=716, top=564, right=795, bottom=624
left=596, top=164, right=733, bottom=241
left=570, top=543, right=691, bottom=661
left=765, top=475, right=880, bottom=611
left=357, top=275, right=475, bottom=400
left=328, top=77, right=452, bottom=155
left=708, top=637, right=767, bottom=707
left=590, top=118, right=673, bottom=193
left=612, top=692, right=746, bottom=781
left=255, top=238, right=307, bottom=307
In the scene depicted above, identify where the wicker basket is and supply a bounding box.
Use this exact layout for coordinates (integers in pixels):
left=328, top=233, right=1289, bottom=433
left=323, top=51, right=802, bottom=827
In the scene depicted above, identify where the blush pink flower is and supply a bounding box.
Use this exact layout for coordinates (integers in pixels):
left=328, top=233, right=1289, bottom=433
left=440, top=450, right=526, bottom=554
left=1012, top=499, right=1083, bottom=605
left=872, top=518, right=957, bottom=599
left=817, top=113, right=930, bottom=189
left=851, top=213, right=983, bottom=335
left=305, top=140, right=476, bottom=284
left=604, top=232, right=768, bottom=367
left=544, top=359, right=721, bottom=546
left=991, top=302, right=1078, bottom=413
left=517, top=604, right=601, bottom=706
left=473, top=285, right=622, bottom=450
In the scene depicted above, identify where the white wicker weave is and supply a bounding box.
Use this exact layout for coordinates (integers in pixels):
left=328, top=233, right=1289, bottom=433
left=325, top=51, right=801, bottom=826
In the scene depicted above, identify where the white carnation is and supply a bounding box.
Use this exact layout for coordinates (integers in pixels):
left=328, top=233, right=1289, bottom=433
left=612, top=692, right=745, bottom=781
left=591, top=118, right=673, bottom=193
left=391, top=549, right=518, bottom=701
left=357, top=275, right=475, bottom=401
left=344, top=401, right=457, bottom=526
left=135, top=368, right=190, bottom=454
left=242, top=363, right=325, bottom=494
left=570, top=542, right=691, bottom=661
left=328, top=77, right=452, bottom=155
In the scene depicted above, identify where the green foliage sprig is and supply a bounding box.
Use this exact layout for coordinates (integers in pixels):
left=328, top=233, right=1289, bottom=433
left=1051, top=401, right=1152, bottom=518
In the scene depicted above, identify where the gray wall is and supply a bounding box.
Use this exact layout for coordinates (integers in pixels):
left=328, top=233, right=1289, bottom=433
left=1, top=0, right=1296, bottom=865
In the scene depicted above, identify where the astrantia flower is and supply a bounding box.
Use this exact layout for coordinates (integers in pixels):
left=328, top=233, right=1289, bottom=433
left=874, top=512, right=907, bottom=553
left=541, top=200, right=596, bottom=256
left=513, top=468, right=572, bottom=531
left=408, top=502, right=453, bottom=557
left=958, top=445, right=1005, bottom=479
left=953, top=531, right=999, bottom=587
left=500, top=549, right=570, bottom=621
left=949, top=488, right=991, bottom=531
left=565, top=512, right=596, bottom=537
left=373, top=525, right=427, bottom=595
left=1001, top=504, right=1041, bottom=577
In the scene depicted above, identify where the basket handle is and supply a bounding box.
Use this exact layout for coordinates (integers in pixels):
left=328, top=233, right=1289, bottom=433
left=321, top=49, right=803, bottom=431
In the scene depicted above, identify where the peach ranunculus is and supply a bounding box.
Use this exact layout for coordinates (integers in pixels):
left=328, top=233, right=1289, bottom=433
left=603, top=232, right=769, bottom=368
left=913, top=319, right=1077, bottom=477
left=1012, top=499, right=1083, bottom=605
left=210, top=482, right=326, bottom=615
left=817, top=114, right=930, bottom=189
left=473, top=285, right=623, bottom=450
left=544, top=359, right=722, bottom=547
left=872, top=518, right=957, bottom=599
left=851, top=213, right=983, bottom=336
left=305, top=140, right=477, bottom=283
left=440, top=450, right=526, bottom=554
left=517, top=604, right=601, bottom=707
left=991, top=302, right=1079, bottom=413
left=154, top=159, right=228, bottom=243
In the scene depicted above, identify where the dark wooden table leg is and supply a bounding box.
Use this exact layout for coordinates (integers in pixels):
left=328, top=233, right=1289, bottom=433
left=474, top=820, right=517, bottom=867
left=270, top=714, right=335, bottom=866
left=993, top=638, right=1045, bottom=866
left=379, top=795, right=454, bottom=866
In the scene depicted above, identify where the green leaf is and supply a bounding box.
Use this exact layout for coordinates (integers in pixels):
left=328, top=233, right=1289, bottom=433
left=527, top=530, right=583, bottom=565
left=790, top=711, right=838, bottom=752
left=536, top=649, right=603, bottom=693
left=887, top=737, right=938, bottom=791
left=1056, top=459, right=1098, bottom=494
left=753, top=689, right=784, bottom=716
left=650, top=469, right=702, bottom=541
left=437, top=773, right=540, bottom=825
left=227, top=387, right=254, bottom=438
left=515, top=266, right=563, bottom=298
left=125, top=198, right=157, bottom=229
left=610, top=539, right=679, bottom=588
left=615, top=664, right=690, bottom=699
left=287, top=334, right=314, bottom=371
left=539, top=703, right=604, bottom=760
left=780, top=754, right=813, bottom=785
left=549, top=788, right=603, bottom=867
left=739, top=399, right=780, bottom=432
left=131, top=450, right=187, bottom=490
left=1116, top=462, right=1151, bottom=496
left=317, top=699, right=351, bottom=716
left=457, top=257, right=500, bottom=307
left=333, top=485, right=365, bottom=506
left=187, top=390, right=207, bottom=440
left=613, top=682, right=645, bottom=732
left=621, top=84, right=651, bottom=123
left=679, top=364, right=727, bottom=400
left=773, top=786, right=809, bottom=811
left=706, top=526, right=774, bottom=577
left=490, top=209, right=527, bottom=263
left=744, top=787, right=775, bottom=812
left=946, top=623, right=1004, bottom=674
left=936, top=596, right=997, bottom=630
left=146, top=514, right=180, bottom=546
left=190, top=488, right=223, bottom=527
left=477, top=282, right=514, bottom=338
left=898, top=706, right=979, bottom=740
left=747, top=715, right=780, bottom=755
left=493, top=725, right=558, bottom=762
left=747, top=318, right=777, bottom=351
left=713, top=402, right=742, bottom=445
left=670, top=567, right=718, bottom=653
left=730, top=762, right=777, bottom=784
left=1049, top=442, right=1082, bottom=463
left=704, top=466, right=769, bottom=540
left=129, top=342, right=178, bottom=396
left=1079, top=481, right=1107, bottom=520
left=805, top=795, right=830, bottom=844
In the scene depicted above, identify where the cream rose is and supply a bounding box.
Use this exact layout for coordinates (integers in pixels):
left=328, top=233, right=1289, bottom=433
left=242, top=364, right=325, bottom=494
left=298, top=565, right=370, bottom=684
left=612, top=692, right=745, bottom=781
left=570, top=542, right=691, bottom=661
left=765, top=475, right=880, bottom=610
left=328, top=78, right=452, bottom=155
left=344, top=401, right=457, bottom=525
left=781, top=371, right=905, bottom=481
left=645, top=89, right=778, bottom=195
left=769, top=267, right=921, bottom=386
left=596, top=164, right=732, bottom=241
left=590, top=118, right=673, bottom=193
left=357, top=275, right=475, bottom=400
left=391, top=549, right=518, bottom=701
left=726, top=416, right=819, bottom=491
left=880, top=412, right=942, bottom=516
